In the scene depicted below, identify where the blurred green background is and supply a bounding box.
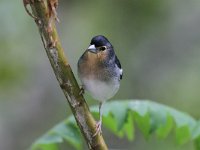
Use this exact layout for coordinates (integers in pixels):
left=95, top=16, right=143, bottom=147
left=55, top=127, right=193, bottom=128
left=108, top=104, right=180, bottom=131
left=0, top=0, right=200, bottom=149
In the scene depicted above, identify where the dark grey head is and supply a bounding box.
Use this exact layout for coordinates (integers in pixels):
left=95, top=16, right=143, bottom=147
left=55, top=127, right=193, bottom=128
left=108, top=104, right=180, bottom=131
left=90, top=35, right=112, bottom=47
left=87, top=35, right=113, bottom=54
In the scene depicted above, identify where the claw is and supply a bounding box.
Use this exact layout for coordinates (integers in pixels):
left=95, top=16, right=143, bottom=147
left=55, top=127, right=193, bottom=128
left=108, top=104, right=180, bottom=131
left=93, top=120, right=102, bottom=137
left=79, top=86, right=85, bottom=95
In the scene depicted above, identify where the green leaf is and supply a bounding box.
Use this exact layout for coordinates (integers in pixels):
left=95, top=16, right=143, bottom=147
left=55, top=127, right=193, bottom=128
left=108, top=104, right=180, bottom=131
left=155, top=114, right=173, bottom=139
left=31, top=119, right=82, bottom=150
left=31, top=143, right=58, bottom=150
left=122, top=110, right=134, bottom=140
left=134, top=112, right=150, bottom=139
left=34, top=133, right=63, bottom=144
left=102, top=112, right=118, bottom=134
left=192, top=121, right=200, bottom=139
left=175, top=125, right=191, bottom=145
left=103, top=101, right=129, bottom=131
left=30, top=100, right=200, bottom=150
left=51, top=122, right=82, bottom=150
left=194, top=136, right=200, bottom=150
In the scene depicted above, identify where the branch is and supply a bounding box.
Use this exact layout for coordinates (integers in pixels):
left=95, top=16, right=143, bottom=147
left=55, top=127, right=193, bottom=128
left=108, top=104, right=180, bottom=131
left=23, top=0, right=108, bottom=149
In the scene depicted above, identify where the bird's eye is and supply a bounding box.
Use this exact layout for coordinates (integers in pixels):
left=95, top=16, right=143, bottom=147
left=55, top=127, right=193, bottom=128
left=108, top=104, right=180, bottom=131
left=99, top=46, right=106, bottom=51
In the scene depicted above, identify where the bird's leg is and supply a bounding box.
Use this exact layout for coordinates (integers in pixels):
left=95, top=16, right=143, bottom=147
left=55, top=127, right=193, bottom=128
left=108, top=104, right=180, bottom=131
left=93, top=102, right=103, bottom=137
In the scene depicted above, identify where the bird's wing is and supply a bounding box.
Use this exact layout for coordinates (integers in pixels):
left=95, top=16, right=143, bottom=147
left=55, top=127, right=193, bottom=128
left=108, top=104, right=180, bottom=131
left=115, top=56, right=123, bottom=80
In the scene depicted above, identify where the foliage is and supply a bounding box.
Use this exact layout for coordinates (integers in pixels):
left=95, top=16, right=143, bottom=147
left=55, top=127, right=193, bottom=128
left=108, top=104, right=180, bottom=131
left=31, top=100, right=200, bottom=150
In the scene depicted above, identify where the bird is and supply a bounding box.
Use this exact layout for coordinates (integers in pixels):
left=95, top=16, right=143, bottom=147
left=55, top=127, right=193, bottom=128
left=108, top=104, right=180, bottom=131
left=77, top=35, right=123, bottom=136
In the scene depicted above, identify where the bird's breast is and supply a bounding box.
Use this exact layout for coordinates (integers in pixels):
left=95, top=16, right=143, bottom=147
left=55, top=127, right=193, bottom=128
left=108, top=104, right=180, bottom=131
left=81, top=78, right=120, bottom=101
left=78, top=52, right=107, bottom=79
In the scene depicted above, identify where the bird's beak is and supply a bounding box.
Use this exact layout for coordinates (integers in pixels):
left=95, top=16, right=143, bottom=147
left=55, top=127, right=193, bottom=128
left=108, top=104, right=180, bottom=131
left=87, top=44, right=97, bottom=53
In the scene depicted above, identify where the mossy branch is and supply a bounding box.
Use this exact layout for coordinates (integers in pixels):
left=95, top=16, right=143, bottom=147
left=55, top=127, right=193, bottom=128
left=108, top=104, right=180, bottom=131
left=23, top=0, right=108, bottom=149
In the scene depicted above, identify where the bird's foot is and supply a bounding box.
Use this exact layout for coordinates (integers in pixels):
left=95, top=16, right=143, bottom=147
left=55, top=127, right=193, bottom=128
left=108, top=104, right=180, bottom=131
left=79, top=86, right=85, bottom=95
left=93, top=120, right=102, bottom=137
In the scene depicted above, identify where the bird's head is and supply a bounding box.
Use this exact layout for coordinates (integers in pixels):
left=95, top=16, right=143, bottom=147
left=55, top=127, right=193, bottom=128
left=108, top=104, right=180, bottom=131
left=87, top=35, right=114, bottom=60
